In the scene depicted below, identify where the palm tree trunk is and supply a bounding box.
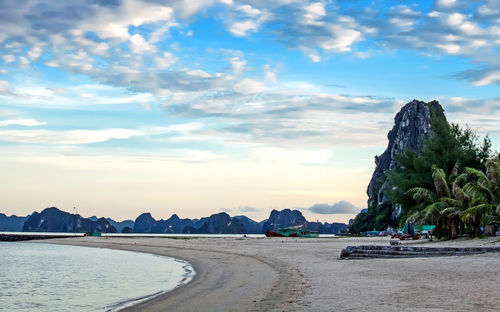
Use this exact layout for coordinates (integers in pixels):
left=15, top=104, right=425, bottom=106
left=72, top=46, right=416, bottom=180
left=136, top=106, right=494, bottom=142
left=451, top=220, right=458, bottom=239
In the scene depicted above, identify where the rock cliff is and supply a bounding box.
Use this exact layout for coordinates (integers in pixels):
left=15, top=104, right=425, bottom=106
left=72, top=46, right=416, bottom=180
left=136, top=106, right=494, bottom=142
left=261, top=209, right=307, bottom=233
left=133, top=213, right=201, bottom=233
left=22, top=207, right=117, bottom=233
left=133, top=213, right=156, bottom=233
left=366, top=99, right=445, bottom=219
left=262, top=209, right=347, bottom=234
left=182, top=212, right=246, bottom=234
left=0, top=213, right=29, bottom=231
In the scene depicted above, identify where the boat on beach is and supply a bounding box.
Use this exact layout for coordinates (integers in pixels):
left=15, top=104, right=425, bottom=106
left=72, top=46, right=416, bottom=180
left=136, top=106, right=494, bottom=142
left=265, top=226, right=319, bottom=238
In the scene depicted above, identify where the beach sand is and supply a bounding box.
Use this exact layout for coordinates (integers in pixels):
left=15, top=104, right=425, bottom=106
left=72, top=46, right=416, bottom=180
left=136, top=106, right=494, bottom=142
left=44, top=236, right=500, bottom=312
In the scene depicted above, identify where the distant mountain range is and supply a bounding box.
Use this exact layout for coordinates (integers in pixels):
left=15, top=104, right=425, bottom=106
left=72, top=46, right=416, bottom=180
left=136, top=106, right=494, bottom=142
left=23, top=207, right=117, bottom=233
left=1, top=207, right=347, bottom=234
left=0, top=213, right=29, bottom=231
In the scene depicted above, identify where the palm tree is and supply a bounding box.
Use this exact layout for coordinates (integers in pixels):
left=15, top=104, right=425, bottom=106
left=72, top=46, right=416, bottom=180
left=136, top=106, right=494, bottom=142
left=461, top=159, right=500, bottom=235
left=408, top=159, right=500, bottom=238
left=407, top=164, right=463, bottom=239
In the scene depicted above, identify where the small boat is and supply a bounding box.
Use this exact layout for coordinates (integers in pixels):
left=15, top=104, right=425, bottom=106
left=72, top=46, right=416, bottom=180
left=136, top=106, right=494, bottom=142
left=265, top=227, right=319, bottom=238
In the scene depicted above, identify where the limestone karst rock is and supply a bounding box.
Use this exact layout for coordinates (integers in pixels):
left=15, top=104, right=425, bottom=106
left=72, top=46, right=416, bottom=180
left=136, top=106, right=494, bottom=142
left=366, top=99, right=445, bottom=220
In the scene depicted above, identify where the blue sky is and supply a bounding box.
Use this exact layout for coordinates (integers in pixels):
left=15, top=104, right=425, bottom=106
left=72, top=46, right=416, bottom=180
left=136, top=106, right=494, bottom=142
left=0, top=0, right=499, bottom=222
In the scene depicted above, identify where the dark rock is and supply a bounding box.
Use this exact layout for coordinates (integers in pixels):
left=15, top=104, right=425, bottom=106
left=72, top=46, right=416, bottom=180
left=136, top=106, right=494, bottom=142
left=133, top=213, right=199, bottom=233
left=0, top=213, right=29, bottom=232
left=193, top=217, right=209, bottom=229
left=133, top=213, right=156, bottom=233
left=106, top=218, right=134, bottom=233
left=233, top=215, right=262, bottom=234
left=121, top=226, right=133, bottom=233
left=261, top=209, right=347, bottom=234
left=95, top=217, right=117, bottom=233
left=22, top=207, right=117, bottom=233
left=183, top=212, right=246, bottom=234
left=366, top=100, right=445, bottom=219
left=181, top=225, right=198, bottom=234
left=319, top=222, right=348, bottom=234
left=163, top=214, right=197, bottom=233
left=261, top=209, right=307, bottom=233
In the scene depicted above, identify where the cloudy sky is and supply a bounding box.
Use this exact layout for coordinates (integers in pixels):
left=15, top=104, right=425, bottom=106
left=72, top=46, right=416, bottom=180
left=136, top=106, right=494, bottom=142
left=0, top=0, right=499, bottom=223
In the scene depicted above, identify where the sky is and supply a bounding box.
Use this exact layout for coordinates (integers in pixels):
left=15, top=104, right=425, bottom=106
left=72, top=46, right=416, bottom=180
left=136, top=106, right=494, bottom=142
left=0, top=0, right=499, bottom=223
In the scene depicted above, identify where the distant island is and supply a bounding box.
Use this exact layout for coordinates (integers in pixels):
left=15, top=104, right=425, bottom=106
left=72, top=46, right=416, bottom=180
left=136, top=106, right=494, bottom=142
left=0, top=207, right=347, bottom=235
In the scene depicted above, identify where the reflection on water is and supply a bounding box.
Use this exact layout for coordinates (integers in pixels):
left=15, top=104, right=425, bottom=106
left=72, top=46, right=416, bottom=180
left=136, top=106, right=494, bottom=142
left=0, top=242, right=194, bottom=312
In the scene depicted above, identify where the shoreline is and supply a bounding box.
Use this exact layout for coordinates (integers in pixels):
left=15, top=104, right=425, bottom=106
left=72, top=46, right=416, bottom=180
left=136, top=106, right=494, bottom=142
left=42, top=236, right=304, bottom=312
left=40, top=236, right=500, bottom=312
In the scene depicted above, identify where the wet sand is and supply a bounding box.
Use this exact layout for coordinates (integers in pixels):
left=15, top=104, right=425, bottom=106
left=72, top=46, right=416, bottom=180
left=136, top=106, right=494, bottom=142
left=44, top=236, right=500, bottom=311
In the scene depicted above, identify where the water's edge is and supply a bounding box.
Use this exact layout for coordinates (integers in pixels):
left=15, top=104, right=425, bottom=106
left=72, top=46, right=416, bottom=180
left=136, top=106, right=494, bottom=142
left=103, top=252, right=196, bottom=312
left=44, top=243, right=197, bottom=312
left=4, top=241, right=196, bottom=312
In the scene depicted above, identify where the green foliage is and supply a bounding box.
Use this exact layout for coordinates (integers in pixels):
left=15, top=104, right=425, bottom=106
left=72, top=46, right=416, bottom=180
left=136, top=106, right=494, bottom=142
left=386, top=106, right=492, bottom=225
left=349, top=202, right=397, bottom=234
left=404, top=159, right=500, bottom=238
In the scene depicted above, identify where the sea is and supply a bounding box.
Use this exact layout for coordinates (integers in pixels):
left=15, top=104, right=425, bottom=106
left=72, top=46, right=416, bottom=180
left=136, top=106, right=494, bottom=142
left=0, top=242, right=195, bottom=312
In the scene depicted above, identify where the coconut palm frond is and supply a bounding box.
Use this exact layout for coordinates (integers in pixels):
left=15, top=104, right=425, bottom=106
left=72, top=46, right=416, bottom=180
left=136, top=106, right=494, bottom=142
left=461, top=204, right=494, bottom=223
left=422, top=202, right=445, bottom=223
left=407, top=187, right=436, bottom=202
left=440, top=197, right=460, bottom=208
left=454, top=173, right=469, bottom=186
left=464, top=167, right=489, bottom=185
left=441, top=206, right=461, bottom=217
left=451, top=183, right=469, bottom=203
left=463, top=182, right=492, bottom=204
left=432, top=166, right=450, bottom=198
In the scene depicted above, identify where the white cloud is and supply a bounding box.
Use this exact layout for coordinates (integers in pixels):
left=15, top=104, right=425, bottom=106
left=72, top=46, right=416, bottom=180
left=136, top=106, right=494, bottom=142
left=0, top=122, right=206, bottom=145
left=0, top=80, right=11, bottom=92
left=472, top=70, right=500, bottom=86
left=230, top=20, right=258, bottom=36
left=302, top=2, right=326, bottom=26
left=320, top=26, right=362, bottom=52
left=264, top=64, right=277, bottom=83
left=2, top=54, right=15, bottom=63
left=437, top=0, right=457, bottom=8
left=0, top=119, right=47, bottom=127
left=187, top=69, right=212, bottom=78
left=309, top=53, right=321, bottom=62
left=309, top=201, right=360, bottom=214
left=82, top=0, right=174, bottom=41
left=234, top=78, right=265, bottom=93
left=446, top=12, right=466, bottom=26
left=0, top=128, right=145, bottom=145
left=155, top=52, right=178, bottom=69
left=27, top=46, right=43, bottom=60
left=236, top=4, right=262, bottom=17
left=130, top=34, right=156, bottom=54
left=436, top=43, right=461, bottom=54
left=230, top=56, right=247, bottom=74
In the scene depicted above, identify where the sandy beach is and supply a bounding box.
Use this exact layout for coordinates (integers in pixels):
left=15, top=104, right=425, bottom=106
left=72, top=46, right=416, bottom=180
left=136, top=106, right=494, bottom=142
left=43, top=236, right=500, bottom=312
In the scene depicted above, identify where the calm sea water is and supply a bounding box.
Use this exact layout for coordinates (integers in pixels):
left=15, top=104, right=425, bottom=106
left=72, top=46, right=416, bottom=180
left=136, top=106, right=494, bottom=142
left=0, top=242, right=194, bottom=312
